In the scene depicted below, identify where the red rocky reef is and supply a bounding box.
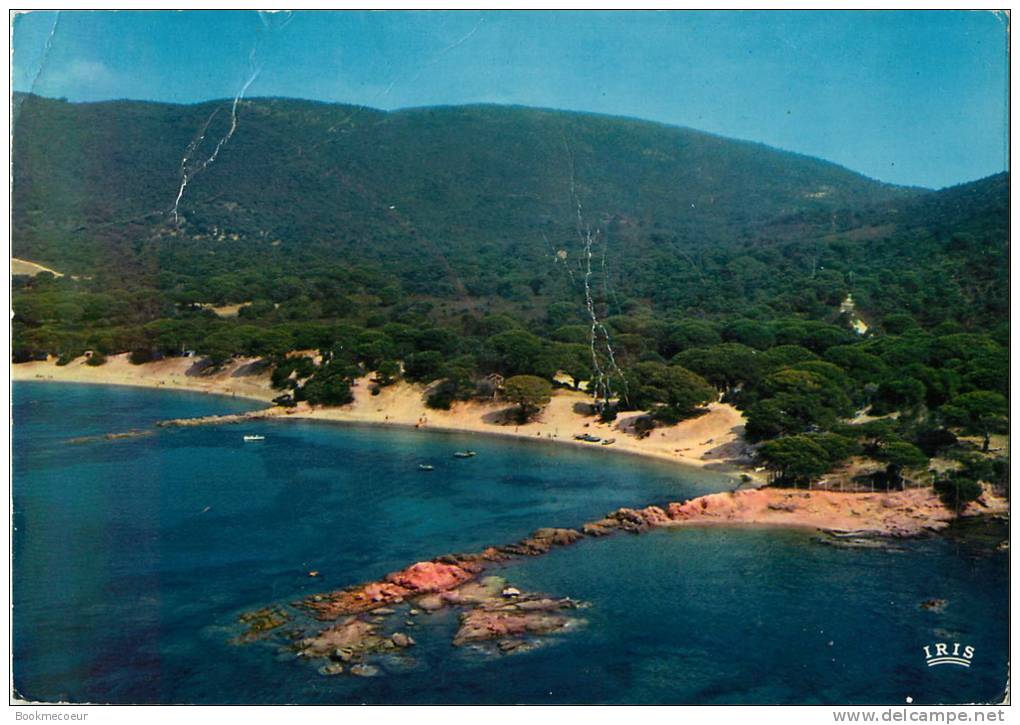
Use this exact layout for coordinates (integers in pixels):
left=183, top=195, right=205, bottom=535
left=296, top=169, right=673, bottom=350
left=299, top=528, right=592, bottom=620
left=245, top=485, right=1009, bottom=677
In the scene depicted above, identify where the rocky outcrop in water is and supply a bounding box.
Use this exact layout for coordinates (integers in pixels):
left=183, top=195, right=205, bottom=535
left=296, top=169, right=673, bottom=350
left=452, top=595, right=581, bottom=648
left=386, top=560, right=479, bottom=592
left=299, top=559, right=485, bottom=620
left=66, top=429, right=154, bottom=444
left=235, top=606, right=290, bottom=643
left=156, top=408, right=282, bottom=428
left=275, top=574, right=588, bottom=676
left=253, top=509, right=677, bottom=674
left=300, top=616, right=380, bottom=658
left=297, top=527, right=592, bottom=623
left=238, top=484, right=1009, bottom=678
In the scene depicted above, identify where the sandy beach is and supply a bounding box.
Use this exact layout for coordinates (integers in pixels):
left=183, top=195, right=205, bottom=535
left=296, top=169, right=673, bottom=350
left=16, top=353, right=1009, bottom=596
left=12, top=353, right=279, bottom=402
left=12, top=353, right=757, bottom=476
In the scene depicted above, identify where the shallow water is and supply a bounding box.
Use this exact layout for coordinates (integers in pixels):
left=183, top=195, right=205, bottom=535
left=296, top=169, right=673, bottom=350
left=12, top=382, right=1008, bottom=704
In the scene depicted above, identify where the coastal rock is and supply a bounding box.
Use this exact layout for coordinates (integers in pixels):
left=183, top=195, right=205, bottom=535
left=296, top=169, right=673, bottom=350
left=496, top=638, right=543, bottom=655
left=452, top=605, right=575, bottom=646
left=318, top=663, right=344, bottom=676
left=497, top=638, right=528, bottom=653
left=157, top=411, right=267, bottom=428
left=299, top=617, right=380, bottom=658
left=582, top=518, right=619, bottom=536
left=350, top=664, right=380, bottom=678
left=67, top=429, right=154, bottom=445
left=513, top=597, right=577, bottom=612
left=608, top=507, right=654, bottom=533
left=814, top=536, right=896, bottom=550
left=472, top=547, right=512, bottom=562
left=451, top=591, right=579, bottom=647
left=498, top=528, right=583, bottom=556
left=667, top=493, right=732, bottom=520
left=235, top=606, right=290, bottom=642
left=496, top=542, right=537, bottom=557
left=385, top=560, right=478, bottom=592
left=417, top=594, right=445, bottom=611
left=241, top=481, right=1012, bottom=674
left=887, top=527, right=917, bottom=539
left=666, top=501, right=693, bottom=519
left=355, top=580, right=408, bottom=604
left=332, top=648, right=355, bottom=663
left=636, top=505, right=671, bottom=526
left=391, top=632, right=415, bottom=648
left=659, top=486, right=1013, bottom=538
left=295, top=573, right=586, bottom=663
left=302, top=558, right=483, bottom=620
left=529, top=527, right=584, bottom=547
left=302, top=580, right=411, bottom=619
left=496, top=527, right=583, bottom=557
left=440, top=576, right=507, bottom=605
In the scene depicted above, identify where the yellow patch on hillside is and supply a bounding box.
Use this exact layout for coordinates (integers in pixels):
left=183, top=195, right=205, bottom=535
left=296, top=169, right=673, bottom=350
left=199, top=302, right=251, bottom=318
left=12, top=257, right=63, bottom=277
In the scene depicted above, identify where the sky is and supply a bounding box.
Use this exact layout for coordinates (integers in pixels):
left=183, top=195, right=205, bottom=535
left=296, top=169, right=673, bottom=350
left=11, top=10, right=1009, bottom=189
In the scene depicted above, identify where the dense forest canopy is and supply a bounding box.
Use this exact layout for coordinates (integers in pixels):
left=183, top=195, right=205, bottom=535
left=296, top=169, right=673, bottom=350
left=11, top=93, right=1009, bottom=490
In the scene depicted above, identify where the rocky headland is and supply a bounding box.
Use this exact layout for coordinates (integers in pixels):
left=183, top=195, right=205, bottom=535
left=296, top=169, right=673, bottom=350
left=236, top=484, right=1007, bottom=677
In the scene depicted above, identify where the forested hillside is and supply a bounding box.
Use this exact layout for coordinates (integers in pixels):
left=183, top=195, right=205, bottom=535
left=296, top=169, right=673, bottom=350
left=11, top=94, right=1009, bottom=491
left=13, top=93, right=921, bottom=292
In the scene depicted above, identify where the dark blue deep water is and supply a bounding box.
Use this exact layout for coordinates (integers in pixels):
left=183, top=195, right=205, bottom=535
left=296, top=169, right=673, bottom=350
left=12, top=382, right=1008, bottom=704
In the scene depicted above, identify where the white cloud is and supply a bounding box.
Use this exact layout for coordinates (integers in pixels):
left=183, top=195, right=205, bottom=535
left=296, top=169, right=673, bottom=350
left=37, top=58, right=121, bottom=99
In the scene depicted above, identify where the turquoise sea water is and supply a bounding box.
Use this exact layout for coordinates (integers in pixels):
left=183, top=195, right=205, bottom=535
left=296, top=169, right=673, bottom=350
left=12, top=382, right=1008, bottom=704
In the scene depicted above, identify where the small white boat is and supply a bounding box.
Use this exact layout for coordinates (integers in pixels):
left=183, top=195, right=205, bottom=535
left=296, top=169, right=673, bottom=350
left=243, top=435, right=265, bottom=442
left=418, top=464, right=435, bottom=471
left=453, top=450, right=477, bottom=458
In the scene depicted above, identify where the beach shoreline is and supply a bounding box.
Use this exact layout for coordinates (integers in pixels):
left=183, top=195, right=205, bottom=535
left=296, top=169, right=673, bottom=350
left=12, top=353, right=761, bottom=480
left=17, top=354, right=1010, bottom=649
left=19, top=355, right=1002, bottom=542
